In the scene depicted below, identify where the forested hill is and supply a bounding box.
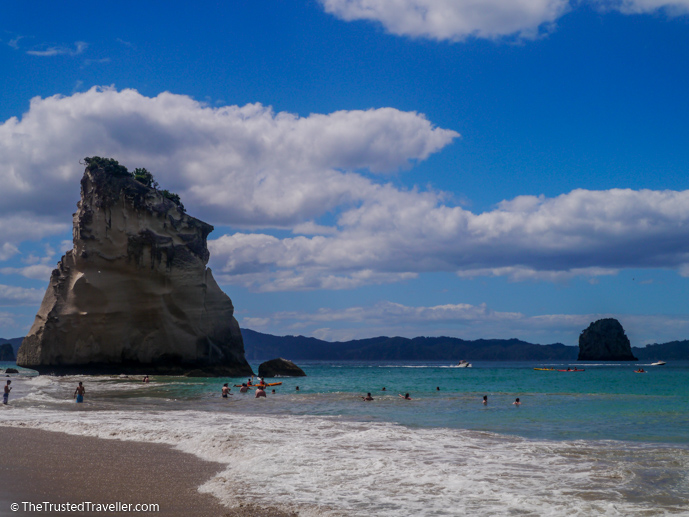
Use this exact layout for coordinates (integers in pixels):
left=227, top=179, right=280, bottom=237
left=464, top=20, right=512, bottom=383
left=241, top=329, right=579, bottom=361
left=634, top=340, right=689, bottom=360
left=3, top=332, right=687, bottom=363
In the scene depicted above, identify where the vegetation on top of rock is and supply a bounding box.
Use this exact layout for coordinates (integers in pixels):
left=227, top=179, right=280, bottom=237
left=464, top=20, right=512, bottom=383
left=133, top=167, right=158, bottom=189
left=84, top=156, right=130, bottom=177
left=83, top=157, right=185, bottom=212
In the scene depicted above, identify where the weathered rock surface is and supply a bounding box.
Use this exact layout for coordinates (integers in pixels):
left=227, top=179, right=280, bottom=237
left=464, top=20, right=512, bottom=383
left=0, top=343, right=15, bottom=362
left=5, top=368, right=18, bottom=374
left=258, top=358, right=306, bottom=378
left=578, top=318, right=638, bottom=361
left=17, top=162, right=253, bottom=376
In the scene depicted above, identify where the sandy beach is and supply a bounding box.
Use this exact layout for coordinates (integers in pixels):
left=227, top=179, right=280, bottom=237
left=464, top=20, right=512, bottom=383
left=0, top=427, right=296, bottom=517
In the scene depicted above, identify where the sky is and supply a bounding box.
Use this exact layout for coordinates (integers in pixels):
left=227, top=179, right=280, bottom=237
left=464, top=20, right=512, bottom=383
left=2, top=0, right=689, bottom=347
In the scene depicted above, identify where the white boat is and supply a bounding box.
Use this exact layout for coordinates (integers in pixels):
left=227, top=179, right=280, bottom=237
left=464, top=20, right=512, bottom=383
left=651, top=361, right=666, bottom=366
left=456, top=360, right=472, bottom=368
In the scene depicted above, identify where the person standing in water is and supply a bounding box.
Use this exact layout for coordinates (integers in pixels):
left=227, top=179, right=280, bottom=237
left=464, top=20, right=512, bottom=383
left=255, top=385, right=266, bottom=398
left=74, top=382, right=85, bottom=403
left=513, top=397, right=521, bottom=406
left=3, top=380, right=11, bottom=405
left=142, top=375, right=149, bottom=383
left=483, top=395, right=488, bottom=405
left=361, top=393, right=374, bottom=401
left=222, top=383, right=231, bottom=398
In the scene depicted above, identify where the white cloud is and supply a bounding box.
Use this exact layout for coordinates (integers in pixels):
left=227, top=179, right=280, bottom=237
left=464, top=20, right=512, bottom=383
left=244, top=301, right=689, bottom=345
left=0, top=214, right=69, bottom=251
left=0, top=87, right=457, bottom=243
left=0, top=243, right=19, bottom=262
left=0, top=311, right=16, bottom=328
left=319, top=0, right=689, bottom=41
left=602, top=0, right=689, bottom=14
left=0, top=265, right=55, bottom=281
left=320, top=0, right=570, bottom=41
left=210, top=188, right=689, bottom=290
left=0, top=284, right=45, bottom=305
left=4, top=88, right=689, bottom=293
left=26, top=41, right=88, bottom=57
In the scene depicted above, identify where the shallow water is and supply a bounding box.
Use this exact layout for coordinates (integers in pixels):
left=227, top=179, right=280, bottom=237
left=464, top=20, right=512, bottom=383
left=2, top=360, right=688, bottom=515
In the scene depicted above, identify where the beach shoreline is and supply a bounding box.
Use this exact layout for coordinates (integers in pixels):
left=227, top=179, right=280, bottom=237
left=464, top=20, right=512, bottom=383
left=0, top=426, right=296, bottom=517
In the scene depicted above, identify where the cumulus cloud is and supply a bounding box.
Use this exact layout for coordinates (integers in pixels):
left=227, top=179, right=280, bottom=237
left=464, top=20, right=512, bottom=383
left=0, top=284, right=45, bottom=306
left=319, top=0, right=689, bottom=41
left=4, top=88, right=689, bottom=292
left=0, top=87, right=457, bottom=240
left=0, top=243, right=20, bottom=262
left=210, top=188, right=689, bottom=291
left=243, top=301, right=689, bottom=345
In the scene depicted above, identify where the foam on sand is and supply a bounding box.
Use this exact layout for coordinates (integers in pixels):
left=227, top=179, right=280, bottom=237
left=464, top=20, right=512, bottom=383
left=2, top=407, right=686, bottom=516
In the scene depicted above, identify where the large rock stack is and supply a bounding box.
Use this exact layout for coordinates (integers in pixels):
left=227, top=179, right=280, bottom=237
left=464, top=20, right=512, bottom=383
left=17, top=159, right=253, bottom=376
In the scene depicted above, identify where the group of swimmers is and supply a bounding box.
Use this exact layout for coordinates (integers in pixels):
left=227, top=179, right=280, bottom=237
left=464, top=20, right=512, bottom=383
left=222, top=377, right=290, bottom=399
left=362, top=389, right=522, bottom=406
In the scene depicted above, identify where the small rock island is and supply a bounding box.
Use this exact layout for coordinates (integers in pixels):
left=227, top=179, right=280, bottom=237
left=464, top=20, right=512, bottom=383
left=578, top=318, right=638, bottom=361
left=17, top=157, right=253, bottom=376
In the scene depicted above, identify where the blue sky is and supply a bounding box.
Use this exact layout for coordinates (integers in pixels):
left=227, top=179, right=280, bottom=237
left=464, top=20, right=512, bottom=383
left=2, top=0, right=689, bottom=346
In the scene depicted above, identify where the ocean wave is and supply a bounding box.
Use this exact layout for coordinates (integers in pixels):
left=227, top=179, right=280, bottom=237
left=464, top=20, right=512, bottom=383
left=1, top=409, right=686, bottom=516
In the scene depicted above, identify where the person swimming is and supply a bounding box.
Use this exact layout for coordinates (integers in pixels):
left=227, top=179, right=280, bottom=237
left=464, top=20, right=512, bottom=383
left=483, top=395, right=488, bottom=405
left=361, top=392, right=374, bottom=401
left=399, top=393, right=412, bottom=400
left=513, top=397, right=521, bottom=406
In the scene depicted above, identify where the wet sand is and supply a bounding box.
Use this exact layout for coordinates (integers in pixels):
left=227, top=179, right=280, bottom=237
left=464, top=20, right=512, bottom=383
left=0, top=426, right=296, bottom=517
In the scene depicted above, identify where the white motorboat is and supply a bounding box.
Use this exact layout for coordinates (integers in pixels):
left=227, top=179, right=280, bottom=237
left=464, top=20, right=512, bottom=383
left=651, top=361, right=666, bottom=366
left=456, top=360, right=472, bottom=368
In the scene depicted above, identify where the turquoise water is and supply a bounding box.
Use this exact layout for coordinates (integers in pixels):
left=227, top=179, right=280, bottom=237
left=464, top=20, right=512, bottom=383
left=6, top=359, right=685, bottom=443
left=3, top=359, right=688, bottom=515
left=217, top=360, right=689, bottom=443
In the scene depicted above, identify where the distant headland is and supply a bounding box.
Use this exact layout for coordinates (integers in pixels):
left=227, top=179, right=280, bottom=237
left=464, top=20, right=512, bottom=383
left=240, top=327, right=688, bottom=362
left=4, top=329, right=688, bottom=367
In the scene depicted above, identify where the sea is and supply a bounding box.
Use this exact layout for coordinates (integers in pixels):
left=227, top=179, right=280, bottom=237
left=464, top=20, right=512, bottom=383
left=2, top=359, right=688, bottom=516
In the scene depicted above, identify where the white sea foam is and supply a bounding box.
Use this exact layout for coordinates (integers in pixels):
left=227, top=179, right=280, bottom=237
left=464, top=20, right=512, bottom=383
left=2, top=407, right=686, bottom=516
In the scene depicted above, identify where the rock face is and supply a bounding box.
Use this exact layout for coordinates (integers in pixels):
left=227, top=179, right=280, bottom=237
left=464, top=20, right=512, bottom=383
left=0, top=343, right=15, bottom=361
left=578, top=318, right=638, bottom=361
left=17, top=162, right=253, bottom=376
left=258, top=358, right=306, bottom=378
